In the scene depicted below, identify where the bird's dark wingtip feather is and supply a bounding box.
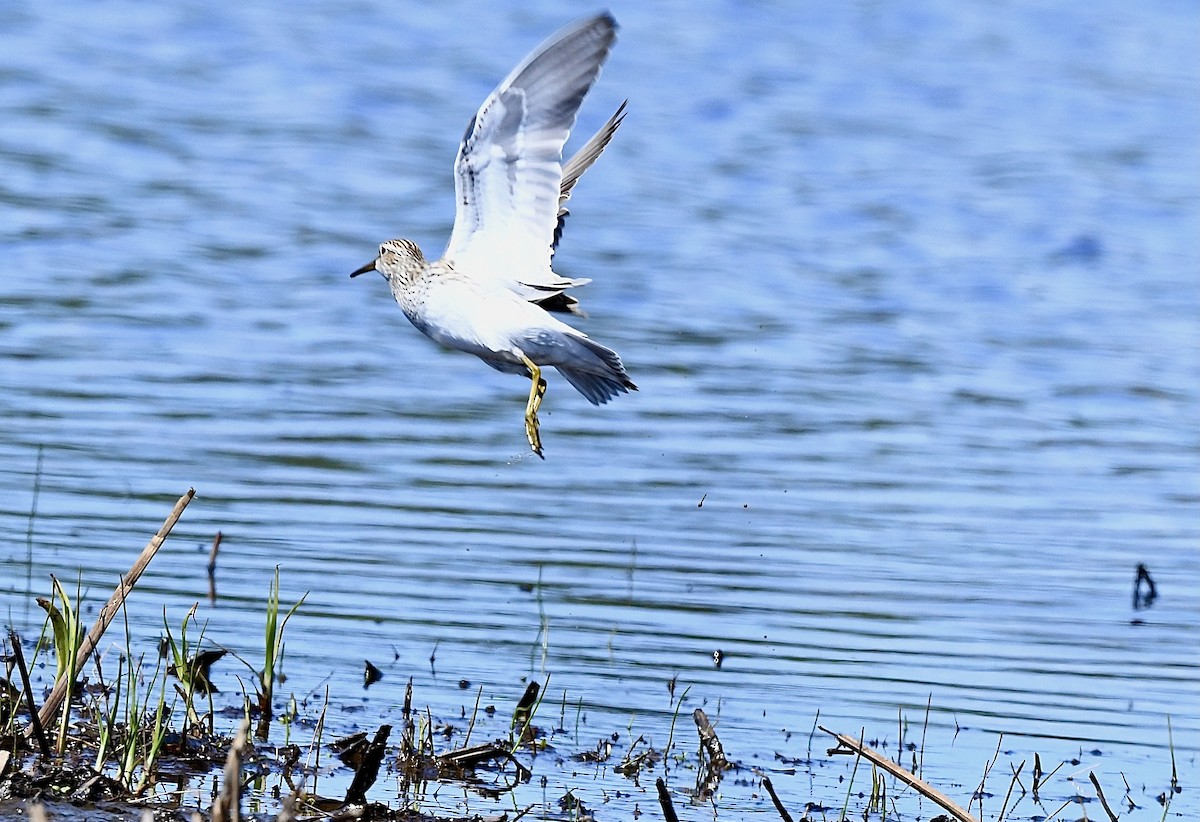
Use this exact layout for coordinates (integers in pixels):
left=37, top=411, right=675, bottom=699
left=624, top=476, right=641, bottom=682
left=460, top=113, right=478, bottom=147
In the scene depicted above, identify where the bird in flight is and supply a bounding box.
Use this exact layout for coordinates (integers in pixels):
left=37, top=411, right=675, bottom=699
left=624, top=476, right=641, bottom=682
left=351, top=13, right=635, bottom=458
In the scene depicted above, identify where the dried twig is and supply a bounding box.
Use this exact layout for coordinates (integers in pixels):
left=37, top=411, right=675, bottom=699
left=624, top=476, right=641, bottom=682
left=207, top=531, right=222, bottom=576
left=971, top=733, right=1004, bottom=818
left=997, top=759, right=1024, bottom=822
left=656, top=777, right=680, bottom=822
left=9, top=630, right=49, bottom=758
left=694, top=708, right=729, bottom=770
left=212, top=718, right=250, bottom=822
left=207, top=531, right=222, bottom=603
left=763, top=775, right=795, bottom=822
left=437, top=740, right=532, bottom=780
left=29, top=489, right=195, bottom=739
left=694, top=707, right=730, bottom=800
left=819, top=725, right=978, bottom=822
left=1088, top=772, right=1120, bottom=822
left=401, top=677, right=414, bottom=755
left=344, top=724, right=391, bottom=805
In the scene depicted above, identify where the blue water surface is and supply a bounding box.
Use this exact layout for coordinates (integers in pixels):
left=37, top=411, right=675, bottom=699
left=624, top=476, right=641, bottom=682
left=1, top=1, right=1198, bottom=819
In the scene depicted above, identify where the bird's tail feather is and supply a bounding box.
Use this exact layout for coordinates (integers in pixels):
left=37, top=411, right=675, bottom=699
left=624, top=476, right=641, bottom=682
left=557, top=366, right=631, bottom=405
left=556, top=334, right=636, bottom=406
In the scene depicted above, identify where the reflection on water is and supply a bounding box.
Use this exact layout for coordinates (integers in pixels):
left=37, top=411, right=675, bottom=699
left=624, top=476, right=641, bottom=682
left=1, top=0, right=1197, bottom=818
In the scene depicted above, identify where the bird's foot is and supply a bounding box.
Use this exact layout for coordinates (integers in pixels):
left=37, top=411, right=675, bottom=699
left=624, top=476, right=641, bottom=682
left=519, top=356, right=548, bottom=459
left=524, top=410, right=544, bottom=459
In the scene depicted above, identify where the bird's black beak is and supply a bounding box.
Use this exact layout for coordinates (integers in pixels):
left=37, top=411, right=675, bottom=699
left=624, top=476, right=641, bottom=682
left=350, top=260, right=378, bottom=278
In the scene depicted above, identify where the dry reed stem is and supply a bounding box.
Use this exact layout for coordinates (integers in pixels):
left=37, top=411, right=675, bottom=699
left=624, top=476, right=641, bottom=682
left=694, top=707, right=729, bottom=800
left=207, top=530, right=222, bottom=603
left=9, top=630, right=49, bottom=758
left=694, top=708, right=729, bottom=770
left=819, top=725, right=978, bottom=822
left=437, top=741, right=532, bottom=780
left=762, top=775, right=795, bottom=822
left=997, top=759, right=1024, bottom=822
left=344, top=724, right=391, bottom=805
left=207, top=531, right=222, bottom=576
left=212, top=718, right=250, bottom=822
left=655, top=777, right=680, bottom=822
left=971, top=732, right=1004, bottom=818
left=1088, top=772, right=1120, bottom=822
left=28, top=489, right=195, bottom=739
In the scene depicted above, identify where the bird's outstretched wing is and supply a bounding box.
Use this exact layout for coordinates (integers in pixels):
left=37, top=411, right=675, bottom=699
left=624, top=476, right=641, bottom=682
left=443, top=13, right=617, bottom=303
left=555, top=100, right=626, bottom=257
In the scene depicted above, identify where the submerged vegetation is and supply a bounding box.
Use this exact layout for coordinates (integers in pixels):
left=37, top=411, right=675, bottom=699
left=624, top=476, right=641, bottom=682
left=0, top=491, right=1186, bottom=821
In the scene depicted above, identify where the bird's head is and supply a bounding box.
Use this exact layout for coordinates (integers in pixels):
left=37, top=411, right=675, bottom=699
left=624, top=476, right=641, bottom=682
left=350, top=239, right=425, bottom=281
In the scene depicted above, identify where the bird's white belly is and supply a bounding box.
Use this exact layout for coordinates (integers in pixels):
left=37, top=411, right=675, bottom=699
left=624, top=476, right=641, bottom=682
left=402, top=279, right=540, bottom=366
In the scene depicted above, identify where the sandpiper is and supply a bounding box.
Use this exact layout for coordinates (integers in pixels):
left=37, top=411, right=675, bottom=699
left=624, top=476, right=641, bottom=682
left=352, top=13, right=635, bottom=457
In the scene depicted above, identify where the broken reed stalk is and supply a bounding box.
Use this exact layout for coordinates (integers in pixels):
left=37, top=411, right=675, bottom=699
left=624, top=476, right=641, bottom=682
left=919, top=693, right=931, bottom=777
left=462, top=683, right=484, bottom=749
left=762, top=775, right=795, bottom=822
left=344, top=724, right=391, bottom=805
left=8, top=630, right=50, bottom=758
left=207, top=531, right=222, bottom=603
left=997, top=760, right=1024, bottom=822
left=27, top=488, right=195, bottom=740
left=1087, top=772, right=1120, bottom=822
left=401, top=677, right=414, bottom=755
left=694, top=708, right=729, bottom=770
left=207, top=531, right=222, bottom=576
left=1167, top=715, right=1178, bottom=792
left=971, top=733, right=1004, bottom=818
left=436, top=739, right=532, bottom=784
left=819, top=725, right=978, bottom=822
left=694, top=707, right=729, bottom=800
left=655, top=777, right=680, bottom=822
left=212, top=717, right=250, bottom=822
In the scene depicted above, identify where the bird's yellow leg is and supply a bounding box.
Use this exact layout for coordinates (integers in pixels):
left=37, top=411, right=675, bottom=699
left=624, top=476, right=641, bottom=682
left=519, top=353, right=547, bottom=458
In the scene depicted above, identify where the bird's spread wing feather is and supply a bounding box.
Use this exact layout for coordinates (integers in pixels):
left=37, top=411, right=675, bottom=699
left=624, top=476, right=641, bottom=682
left=554, top=100, right=626, bottom=257
left=443, top=14, right=617, bottom=302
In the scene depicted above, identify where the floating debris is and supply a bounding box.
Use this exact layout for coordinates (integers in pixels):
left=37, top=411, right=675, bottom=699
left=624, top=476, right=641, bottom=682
left=363, top=659, right=383, bottom=689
